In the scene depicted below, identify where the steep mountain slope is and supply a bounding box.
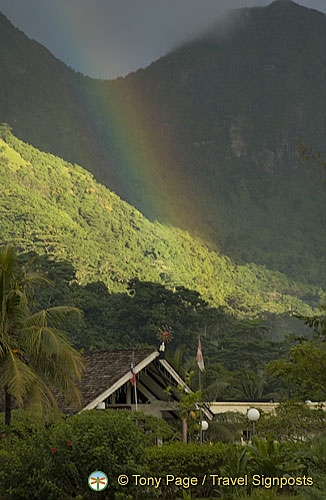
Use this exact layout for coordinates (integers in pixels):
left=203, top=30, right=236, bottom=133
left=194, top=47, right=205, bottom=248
left=0, top=127, right=320, bottom=317
left=0, top=0, right=325, bottom=287
left=0, top=11, right=112, bottom=184
left=108, top=0, right=326, bottom=283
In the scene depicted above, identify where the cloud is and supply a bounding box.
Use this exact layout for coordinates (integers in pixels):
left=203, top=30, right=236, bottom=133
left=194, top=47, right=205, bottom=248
left=0, top=0, right=324, bottom=78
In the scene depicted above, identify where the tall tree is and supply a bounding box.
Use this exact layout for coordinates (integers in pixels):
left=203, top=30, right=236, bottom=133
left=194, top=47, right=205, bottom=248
left=0, top=245, right=84, bottom=426
left=267, top=310, right=326, bottom=401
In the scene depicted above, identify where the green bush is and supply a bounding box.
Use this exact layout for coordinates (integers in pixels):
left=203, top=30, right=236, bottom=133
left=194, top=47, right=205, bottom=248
left=0, top=411, right=321, bottom=499
left=298, top=436, right=326, bottom=500
left=235, top=490, right=306, bottom=499
left=257, top=401, right=326, bottom=441
left=0, top=435, right=67, bottom=500
left=145, top=442, right=230, bottom=499
left=218, top=436, right=305, bottom=499
left=0, top=408, right=62, bottom=439
left=131, top=411, right=174, bottom=445
left=246, top=435, right=303, bottom=477
left=0, top=410, right=148, bottom=500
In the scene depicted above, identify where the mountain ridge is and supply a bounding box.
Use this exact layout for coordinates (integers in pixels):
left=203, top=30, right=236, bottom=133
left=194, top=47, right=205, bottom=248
left=0, top=1, right=325, bottom=290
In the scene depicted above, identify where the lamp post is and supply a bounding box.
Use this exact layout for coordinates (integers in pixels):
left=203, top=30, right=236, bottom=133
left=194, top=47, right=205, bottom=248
left=200, top=420, right=209, bottom=444
left=247, top=408, right=260, bottom=439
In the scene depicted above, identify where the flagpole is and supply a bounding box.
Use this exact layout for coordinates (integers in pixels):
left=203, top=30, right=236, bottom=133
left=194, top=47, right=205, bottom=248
left=197, top=336, right=205, bottom=444
left=133, top=351, right=138, bottom=411
left=198, top=337, right=203, bottom=445
left=134, top=379, right=138, bottom=411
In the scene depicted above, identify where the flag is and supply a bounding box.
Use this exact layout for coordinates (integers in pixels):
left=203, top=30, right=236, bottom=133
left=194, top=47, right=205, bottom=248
left=197, top=338, right=205, bottom=372
left=130, top=359, right=136, bottom=386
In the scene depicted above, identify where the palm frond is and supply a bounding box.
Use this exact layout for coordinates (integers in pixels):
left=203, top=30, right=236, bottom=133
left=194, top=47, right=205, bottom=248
left=204, top=378, right=231, bottom=401
left=0, top=332, right=13, bottom=357
left=0, top=245, right=17, bottom=274
left=33, top=355, right=83, bottom=410
left=34, top=344, right=84, bottom=381
left=21, top=269, right=53, bottom=288
left=23, top=375, right=59, bottom=413
left=22, top=323, right=81, bottom=362
left=28, top=326, right=84, bottom=381
left=0, top=348, right=36, bottom=405
left=35, top=326, right=64, bottom=356
left=44, top=306, right=82, bottom=324
left=0, top=246, right=84, bottom=420
left=24, top=307, right=82, bottom=329
left=208, top=421, right=239, bottom=443
left=23, top=310, right=47, bottom=329
left=232, top=370, right=266, bottom=400
left=208, top=411, right=246, bottom=443
left=6, top=289, right=28, bottom=319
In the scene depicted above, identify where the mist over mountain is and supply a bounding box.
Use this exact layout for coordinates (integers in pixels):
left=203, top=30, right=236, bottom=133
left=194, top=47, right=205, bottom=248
left=0, top=0, right=325, bottom=289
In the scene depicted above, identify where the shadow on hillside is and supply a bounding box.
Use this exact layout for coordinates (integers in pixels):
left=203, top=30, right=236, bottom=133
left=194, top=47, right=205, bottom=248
left=16, top=251, right=311, bottom=367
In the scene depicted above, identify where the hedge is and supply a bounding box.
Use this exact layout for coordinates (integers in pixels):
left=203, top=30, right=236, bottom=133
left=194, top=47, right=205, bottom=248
left=0, top=410, right=147, bottom=500
left=144, top=442, right=231, bottom=499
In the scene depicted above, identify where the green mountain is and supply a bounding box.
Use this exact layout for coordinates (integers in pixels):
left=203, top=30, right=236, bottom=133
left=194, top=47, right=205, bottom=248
left=0, top=0, right=325, bottom=289
left=0, top=126, right=320, bottom=320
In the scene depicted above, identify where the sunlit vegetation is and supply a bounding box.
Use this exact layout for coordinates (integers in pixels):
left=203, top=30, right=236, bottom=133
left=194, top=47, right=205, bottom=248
left=0, top=127, right=321, bottom=401
left=0, top=2, right=325, bottom=291
left=0, top=126, right=321, bottom=319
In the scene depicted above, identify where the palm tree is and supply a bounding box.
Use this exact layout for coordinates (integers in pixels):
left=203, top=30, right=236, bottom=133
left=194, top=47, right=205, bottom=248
left=0, top=245, right=84, bottom=427
left=232, top=370, right=267, bottom=401
left=207, top=411, right=246, bottom=443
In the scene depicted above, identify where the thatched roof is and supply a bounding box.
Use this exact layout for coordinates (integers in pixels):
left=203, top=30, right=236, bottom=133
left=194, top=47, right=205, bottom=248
left=77, top=348, right=158, bottom=411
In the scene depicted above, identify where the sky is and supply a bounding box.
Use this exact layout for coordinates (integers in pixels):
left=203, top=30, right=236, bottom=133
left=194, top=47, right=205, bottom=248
left=0, top=0, right=324, bottom=79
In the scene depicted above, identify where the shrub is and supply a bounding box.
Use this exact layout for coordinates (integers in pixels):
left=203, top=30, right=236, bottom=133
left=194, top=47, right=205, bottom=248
left=235, top=490, right=306, bottom=500
left=257, top=401, right=326, bottom=441
left=0, top=408, right=61, bottom=439
left=298, top=436, right=326, bottom=500
left=0, top=410, right=147, bottom=499
left=130, top=411, right=174, bottom=445
left=145, top=442, right=230, bottom=499
left=246, top=435, right=304, bottom=477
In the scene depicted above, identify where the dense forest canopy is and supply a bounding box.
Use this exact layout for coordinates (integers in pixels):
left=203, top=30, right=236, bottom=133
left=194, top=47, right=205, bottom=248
left=0, top=127, right=320, bottom=400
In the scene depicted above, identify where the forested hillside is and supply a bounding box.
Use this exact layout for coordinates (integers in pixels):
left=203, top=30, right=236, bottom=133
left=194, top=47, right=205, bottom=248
left=0, top=127, right=318, bottom=398
left=0, top=0, right=325, bottom=289
left=1, top=125, right=319, bottom=317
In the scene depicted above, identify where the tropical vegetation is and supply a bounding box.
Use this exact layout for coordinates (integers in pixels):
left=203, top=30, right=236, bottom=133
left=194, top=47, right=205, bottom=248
left=0, top=127, right=322, bottom=399
left=0, top=2, right=325, bottom=498
left=1, top=409, right=325, bottom=499
left=0, top=245, right=83, bottom=426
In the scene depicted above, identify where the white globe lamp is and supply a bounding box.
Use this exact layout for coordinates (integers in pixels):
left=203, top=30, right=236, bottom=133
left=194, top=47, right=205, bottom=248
left=201, top=420, right=209, bottom=431
left=247, top=408, right=260, bottom=437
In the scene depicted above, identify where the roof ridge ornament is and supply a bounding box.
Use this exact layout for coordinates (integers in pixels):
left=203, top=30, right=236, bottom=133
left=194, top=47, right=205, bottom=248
left=157, top=325, right=173, bottom=359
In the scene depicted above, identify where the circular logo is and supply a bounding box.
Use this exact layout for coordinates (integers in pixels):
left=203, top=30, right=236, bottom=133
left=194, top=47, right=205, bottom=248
left=88, top=471, right=108, bottom=491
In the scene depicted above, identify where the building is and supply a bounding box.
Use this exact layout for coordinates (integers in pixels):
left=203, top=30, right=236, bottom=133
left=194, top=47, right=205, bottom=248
left=61, top=348, right=212, bottom=426
left=209, top=401, right=326, bottom=415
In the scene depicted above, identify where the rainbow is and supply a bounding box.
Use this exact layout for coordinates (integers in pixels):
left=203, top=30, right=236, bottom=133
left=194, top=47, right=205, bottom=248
left=35, top=2, right=209, bottom=231
left=8, top=1, right=214, bottom=235
left=75, top=74, right=208, bottom=231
